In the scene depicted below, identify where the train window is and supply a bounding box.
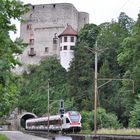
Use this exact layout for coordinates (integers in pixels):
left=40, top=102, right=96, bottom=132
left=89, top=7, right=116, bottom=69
left=69, top=111, right=80, bottom=122
left=66, top=118, right=70, bottom=123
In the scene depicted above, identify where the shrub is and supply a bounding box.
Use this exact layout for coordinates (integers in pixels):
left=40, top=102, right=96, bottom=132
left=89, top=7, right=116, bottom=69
left=81, top=107, right=122, bottom=130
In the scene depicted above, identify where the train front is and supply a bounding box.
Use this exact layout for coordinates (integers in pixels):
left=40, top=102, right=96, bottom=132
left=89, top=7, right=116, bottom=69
left=66, top=111, right=82, bottom=133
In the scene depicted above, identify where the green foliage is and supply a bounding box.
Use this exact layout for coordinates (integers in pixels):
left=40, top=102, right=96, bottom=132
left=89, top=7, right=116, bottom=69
left=96, top=108, right=122, bottom=129
left=118, top=12, right=134, bottom=34
left=68, top=13, right=135, bottom=128
left=81, top=111, right=93, bottom=130
left=96, top=13, right=135, bottom=127
left=78, top=24, right=100, bottom=47
left=18, top=58, right=68, bottom=115
left=68, top=44, right=94, bottom=111
left=0, top=0, right=28, bottom=116
left=81, top=108, right=122, bottom=130
left=0, top=74, right=21, bottom=117
left=68, top=24, right=100, bottom=111
left=0, top=134, right=9, bottom=140
left=117, top=14, right=140, bottom=126
left=129, top=95, right=140, bottom=128
left=16, top=12, right=139, bottom=130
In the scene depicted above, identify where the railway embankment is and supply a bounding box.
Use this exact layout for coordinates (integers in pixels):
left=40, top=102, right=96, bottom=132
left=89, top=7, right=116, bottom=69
left=69, top=134, right=140, bottom=140
left=25, top=130, right=140, bottom=140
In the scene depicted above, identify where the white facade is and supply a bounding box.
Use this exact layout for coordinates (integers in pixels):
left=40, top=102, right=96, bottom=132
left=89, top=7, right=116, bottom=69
left=59, top=36, right=77, bottom=70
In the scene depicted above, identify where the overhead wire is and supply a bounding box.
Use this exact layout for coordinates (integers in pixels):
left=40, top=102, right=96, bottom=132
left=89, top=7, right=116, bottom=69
left=111, top=0, right=131, bottom=20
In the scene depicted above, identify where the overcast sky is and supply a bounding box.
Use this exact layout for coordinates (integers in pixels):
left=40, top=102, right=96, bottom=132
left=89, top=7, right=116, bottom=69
left=11, top=0, right=140, bottom=40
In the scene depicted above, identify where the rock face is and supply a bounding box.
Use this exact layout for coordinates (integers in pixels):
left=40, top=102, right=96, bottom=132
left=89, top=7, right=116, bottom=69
left=14, top=3, right=89, bottom=73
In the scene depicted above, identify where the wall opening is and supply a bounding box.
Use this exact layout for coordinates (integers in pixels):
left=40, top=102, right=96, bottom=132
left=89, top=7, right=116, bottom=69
left=20, top=113, right=37, bottom=129
left=53, top=4, right=56, bottom=8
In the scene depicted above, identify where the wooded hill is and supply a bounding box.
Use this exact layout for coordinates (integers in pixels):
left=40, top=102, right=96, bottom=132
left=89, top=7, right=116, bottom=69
left=1, top=0, right=140, bottom=130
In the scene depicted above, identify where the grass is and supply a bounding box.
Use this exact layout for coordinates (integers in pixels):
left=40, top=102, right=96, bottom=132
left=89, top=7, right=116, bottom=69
left=0, top=134, right=9, bottom=140
left=80, top=129, right=92, bottom=134
left=96, top=128, right=140, bottom=135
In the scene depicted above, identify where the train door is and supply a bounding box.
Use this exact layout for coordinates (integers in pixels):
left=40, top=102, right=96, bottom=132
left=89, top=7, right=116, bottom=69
left=62, top=117, right=66, bottom=129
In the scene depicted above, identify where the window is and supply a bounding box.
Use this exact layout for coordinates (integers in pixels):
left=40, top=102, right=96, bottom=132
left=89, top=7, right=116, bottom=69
left=30, top=48, right=34, bottom=53
left=84, top=17, right=86, bottom=25
left=28, top=48, right=36, bottom=56
left=60, top=37, right=62, bottom=43
left=53, top=33, right=58, bottom=44
left=70, top=36, right=74, bottom=42
left=66, top=118, right=70, bottom=123
left=29, top=39, right=34, bottom=45
left=53, top=4, right=56, bottom=8
left=64, top=46, right=67, bottom=50
left=53, top=38, right=57, bottom=44
left=64, top=37, right=67, bottom=42
left=27, top=24, right=32, bottom=30
left=45, top=47, right=48, bottom=53
left=70, top=46, right=75, bottom=50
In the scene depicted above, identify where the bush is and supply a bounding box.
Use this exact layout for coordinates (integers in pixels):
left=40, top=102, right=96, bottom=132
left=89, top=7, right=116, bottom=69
left=129, top=94, right=140, bottom=128
left=81, top=107, right=122, bottom=130
left=96, top=108, right=122, bottom=129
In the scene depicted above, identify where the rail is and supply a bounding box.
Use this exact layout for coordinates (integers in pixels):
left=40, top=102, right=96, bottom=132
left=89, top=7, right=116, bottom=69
left=24, top=130, right=140, bottom=140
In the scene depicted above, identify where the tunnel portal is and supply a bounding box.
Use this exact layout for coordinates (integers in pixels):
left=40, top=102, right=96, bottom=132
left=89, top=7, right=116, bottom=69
left=20, top=113, right=37, bottom=128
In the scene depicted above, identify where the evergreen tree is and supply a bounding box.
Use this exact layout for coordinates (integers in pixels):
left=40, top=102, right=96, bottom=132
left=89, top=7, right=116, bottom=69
left=68, top=24, right=100, bottom=111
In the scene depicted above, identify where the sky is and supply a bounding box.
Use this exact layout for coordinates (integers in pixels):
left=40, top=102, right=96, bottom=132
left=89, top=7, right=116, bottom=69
left=11, top=0, right=140, bottom=40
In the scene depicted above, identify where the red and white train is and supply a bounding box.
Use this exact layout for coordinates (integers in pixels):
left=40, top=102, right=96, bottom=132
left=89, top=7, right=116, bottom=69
left=25, top=111, right=81, bottom=133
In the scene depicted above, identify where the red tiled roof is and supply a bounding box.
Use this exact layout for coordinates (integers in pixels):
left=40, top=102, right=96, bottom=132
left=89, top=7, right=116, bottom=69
left=58, top=24, right=78, bottom=37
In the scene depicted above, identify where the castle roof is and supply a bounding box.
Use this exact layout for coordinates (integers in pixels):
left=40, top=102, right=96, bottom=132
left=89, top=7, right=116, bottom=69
left=58, top=24, right=78, bottom=37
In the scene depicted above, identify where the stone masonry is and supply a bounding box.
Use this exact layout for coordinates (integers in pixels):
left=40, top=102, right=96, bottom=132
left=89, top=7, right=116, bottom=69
left=15, top=3, right=89, bottom=73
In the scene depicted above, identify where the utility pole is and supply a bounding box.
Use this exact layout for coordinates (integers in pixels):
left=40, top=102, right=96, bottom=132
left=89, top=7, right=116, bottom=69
left=85, top=42, right=134, bottom=135
left=94, top=42, right=98, bottom=135
left=84, top=42, right=98, bottom=135
left=47, top=81, right=50, bottom=136
left=84, top=42, right=108, bottom=135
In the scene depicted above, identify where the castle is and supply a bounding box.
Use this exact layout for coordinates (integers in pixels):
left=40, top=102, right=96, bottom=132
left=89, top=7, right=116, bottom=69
left=16, top=3, right=89, bottom=72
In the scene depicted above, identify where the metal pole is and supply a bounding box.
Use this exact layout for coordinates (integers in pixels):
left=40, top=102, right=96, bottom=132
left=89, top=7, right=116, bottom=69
left=94, top=41, right=98, bottom=134
left=47, top=81, right=50, bottom=136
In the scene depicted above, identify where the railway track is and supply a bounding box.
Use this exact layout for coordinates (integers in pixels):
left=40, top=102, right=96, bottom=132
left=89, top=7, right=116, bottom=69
left=24, top=130, right=140, bottom=140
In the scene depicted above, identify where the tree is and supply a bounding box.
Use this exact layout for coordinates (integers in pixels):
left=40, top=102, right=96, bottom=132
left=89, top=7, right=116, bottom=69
left=81, top=108, right=122, bottom=130
left=0, top=0, right=27, bottom=116
left=117, top=14, right=140, bottom=103
left=117, top=14, right=140, bottom=127
left=96, top=13, right=134, bottom=127
left=68, top=24, right=100, bottom=111
left=129, top=94, right=140, bottom=128
left=18, top=58, right=68, bottom=115
left=118, top=12, right=134, bottom=34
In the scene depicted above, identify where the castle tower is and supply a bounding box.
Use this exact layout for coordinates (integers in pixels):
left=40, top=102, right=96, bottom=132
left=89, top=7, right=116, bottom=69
left=13, top=3, right=89, bottom=74
left=58, top=25, right=78, bottom=70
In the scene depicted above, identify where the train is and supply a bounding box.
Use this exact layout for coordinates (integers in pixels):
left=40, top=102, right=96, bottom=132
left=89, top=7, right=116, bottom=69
left=25, top=111, right=81, bottom=133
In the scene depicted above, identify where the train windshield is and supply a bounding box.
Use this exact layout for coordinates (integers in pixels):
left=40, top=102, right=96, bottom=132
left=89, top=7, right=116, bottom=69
left=68, top=111, right=80, bottom=122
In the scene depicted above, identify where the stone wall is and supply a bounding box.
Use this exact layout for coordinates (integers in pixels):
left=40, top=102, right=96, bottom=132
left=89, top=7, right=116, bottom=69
left=19, top=3, right=89, bottom=68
